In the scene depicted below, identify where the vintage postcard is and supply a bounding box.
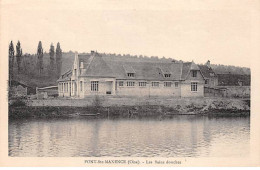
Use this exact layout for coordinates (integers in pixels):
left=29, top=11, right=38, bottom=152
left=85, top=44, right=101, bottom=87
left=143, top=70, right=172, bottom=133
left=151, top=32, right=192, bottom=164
left=0, top=0, right=260, bottom=167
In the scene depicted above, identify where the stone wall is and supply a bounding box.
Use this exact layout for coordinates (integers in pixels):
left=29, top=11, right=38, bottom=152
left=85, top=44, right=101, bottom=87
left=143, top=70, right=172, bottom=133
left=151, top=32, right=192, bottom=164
left=204, top=86, right=250, bottom=98
left=220, top=86, right=250, bottom=98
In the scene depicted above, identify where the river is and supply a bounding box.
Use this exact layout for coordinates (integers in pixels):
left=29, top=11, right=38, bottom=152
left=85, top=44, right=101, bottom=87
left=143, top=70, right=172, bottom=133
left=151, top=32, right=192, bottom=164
left=9, top=116, right=250, bottom=157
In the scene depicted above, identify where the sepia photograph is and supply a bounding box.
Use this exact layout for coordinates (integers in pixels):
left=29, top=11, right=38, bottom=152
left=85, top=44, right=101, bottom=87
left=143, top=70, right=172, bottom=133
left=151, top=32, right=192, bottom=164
left=0, top=0, right=260, bottom=167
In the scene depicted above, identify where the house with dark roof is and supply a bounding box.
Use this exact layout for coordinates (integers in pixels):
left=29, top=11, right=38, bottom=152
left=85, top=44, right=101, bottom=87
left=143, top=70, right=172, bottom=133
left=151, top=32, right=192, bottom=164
left=198, top=60, right=250, bottom=98
left=57, top=51, right=206, bottom=98
left=198, top=60, right=218, bottom=87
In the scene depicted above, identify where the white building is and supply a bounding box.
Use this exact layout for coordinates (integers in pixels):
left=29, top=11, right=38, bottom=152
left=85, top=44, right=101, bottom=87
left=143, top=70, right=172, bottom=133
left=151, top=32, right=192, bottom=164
left=57, top=51, right=205, bottom=98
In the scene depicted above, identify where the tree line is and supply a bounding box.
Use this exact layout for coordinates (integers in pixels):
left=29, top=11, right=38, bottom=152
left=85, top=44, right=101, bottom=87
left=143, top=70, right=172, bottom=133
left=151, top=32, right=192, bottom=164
left=8, top=41, right=62, bottom=86
left=210, top=64, right=250, bottom=75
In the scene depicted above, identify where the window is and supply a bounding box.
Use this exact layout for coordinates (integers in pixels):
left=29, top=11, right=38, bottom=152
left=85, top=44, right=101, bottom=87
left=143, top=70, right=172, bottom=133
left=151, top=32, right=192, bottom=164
left=164, top=82, right=172, bottom=87
left=80, top=81, right=83, bottom=91
left=191, top=82, right=198, bottom=91
left=62, top=83, right=64, bottom=92
left=205, top=79, right=209, bottom=84
left=119, top=81, right=124, bottom=86
left=127, top=81, right=135, bottom=86
left=127, top=73, right=135, bottom=77
left=164, top=74, right=171, bottom=78
left=91, top=81, right=99, bottom=91
left=191, top=70, right=197, bottom=77
left=139, top=82, right=147, bottom=87
left=74, top=69, right=76, bottom=75
left=152, top=82, right=159, bottom=87
left=175, top=82, right=179, bottom=88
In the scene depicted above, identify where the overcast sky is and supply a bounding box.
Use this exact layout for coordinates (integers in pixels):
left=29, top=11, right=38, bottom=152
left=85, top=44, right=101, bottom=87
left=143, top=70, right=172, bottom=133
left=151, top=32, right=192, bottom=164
left=1, top=0, right=257, bottom=67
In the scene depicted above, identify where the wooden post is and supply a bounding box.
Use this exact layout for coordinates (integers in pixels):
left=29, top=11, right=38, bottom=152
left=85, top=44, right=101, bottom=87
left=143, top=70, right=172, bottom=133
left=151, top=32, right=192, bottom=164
left=107, top=107, right=110, bottom=119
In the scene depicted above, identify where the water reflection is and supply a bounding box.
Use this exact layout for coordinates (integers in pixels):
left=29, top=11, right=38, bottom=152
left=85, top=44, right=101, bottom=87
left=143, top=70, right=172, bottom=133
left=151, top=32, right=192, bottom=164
left=9, top=116, right=250, bottom=157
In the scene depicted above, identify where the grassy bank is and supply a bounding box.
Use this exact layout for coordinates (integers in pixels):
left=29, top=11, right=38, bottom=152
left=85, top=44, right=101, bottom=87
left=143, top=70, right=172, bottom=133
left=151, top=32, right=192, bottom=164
left=9, top=105, right=250, bottom=120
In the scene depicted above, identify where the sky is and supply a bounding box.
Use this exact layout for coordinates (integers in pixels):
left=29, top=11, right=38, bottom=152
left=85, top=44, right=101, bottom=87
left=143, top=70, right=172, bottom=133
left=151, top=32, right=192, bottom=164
left=1, top=0, right=258, bottom=67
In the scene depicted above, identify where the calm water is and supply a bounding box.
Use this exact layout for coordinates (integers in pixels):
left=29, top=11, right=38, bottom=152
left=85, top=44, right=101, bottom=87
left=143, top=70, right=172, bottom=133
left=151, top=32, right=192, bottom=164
left=9, top=116, right=250, bottom=157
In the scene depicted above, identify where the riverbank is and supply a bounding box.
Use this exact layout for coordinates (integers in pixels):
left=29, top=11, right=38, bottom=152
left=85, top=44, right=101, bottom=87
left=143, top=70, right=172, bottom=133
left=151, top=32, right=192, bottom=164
left=9, top=97, right=250, bottom=119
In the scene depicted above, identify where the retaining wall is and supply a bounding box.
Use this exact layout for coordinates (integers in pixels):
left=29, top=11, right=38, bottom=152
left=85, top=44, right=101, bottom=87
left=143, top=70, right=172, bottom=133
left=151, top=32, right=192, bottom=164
left=27, top=97, right=249, bottom=111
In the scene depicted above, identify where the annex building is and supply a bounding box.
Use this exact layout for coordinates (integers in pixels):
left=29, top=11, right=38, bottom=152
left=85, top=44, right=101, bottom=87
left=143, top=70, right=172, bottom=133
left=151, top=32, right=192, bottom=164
left=57, top=51, right=206, bottom=98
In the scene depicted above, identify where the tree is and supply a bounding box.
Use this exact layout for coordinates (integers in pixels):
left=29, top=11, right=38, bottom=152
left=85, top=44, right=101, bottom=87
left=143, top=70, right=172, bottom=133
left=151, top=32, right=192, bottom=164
left=37, top=41, right=44, bottom=75
left=16, top=41, right=23, bottom=73
left=9, top=41, right=15, bottom=86
left=56, top=42, right=62, bottom=78
left=49, top=43, right=55, bottom=76
left=22, top=54, right=28, bottom=74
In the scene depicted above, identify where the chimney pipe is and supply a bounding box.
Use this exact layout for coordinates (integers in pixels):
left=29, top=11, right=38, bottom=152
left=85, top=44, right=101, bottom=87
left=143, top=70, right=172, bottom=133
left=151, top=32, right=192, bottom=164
left=206, top=60, right=210, bottom=68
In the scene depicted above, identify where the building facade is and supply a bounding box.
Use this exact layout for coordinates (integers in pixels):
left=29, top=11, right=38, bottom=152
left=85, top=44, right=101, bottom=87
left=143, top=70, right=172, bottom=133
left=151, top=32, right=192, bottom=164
left=57, top=51, right=206, bottom=98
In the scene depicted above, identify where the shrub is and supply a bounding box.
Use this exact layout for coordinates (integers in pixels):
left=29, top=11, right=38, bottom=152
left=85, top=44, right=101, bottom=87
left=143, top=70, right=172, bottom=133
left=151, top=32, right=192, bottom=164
left=10, top=98, right=27, bottom=107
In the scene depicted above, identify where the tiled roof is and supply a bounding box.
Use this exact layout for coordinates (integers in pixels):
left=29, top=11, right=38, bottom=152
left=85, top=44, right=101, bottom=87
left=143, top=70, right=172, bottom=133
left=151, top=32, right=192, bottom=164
left=198, top=65, right=216, bottom=78
left=78, top=54, right=92, bottom=68
left=104, top=60, right=183, bottom=80
left=190, top=62, right=200, bottom=70
left=180, top=62, right=192, bottom=80
left=123, top=65, right=136, bottom=73
left=57, top=70, right=72, bottom=82
left=80, top=54, right=115, bottom=77
left=58, top=52, right=202, bottom=81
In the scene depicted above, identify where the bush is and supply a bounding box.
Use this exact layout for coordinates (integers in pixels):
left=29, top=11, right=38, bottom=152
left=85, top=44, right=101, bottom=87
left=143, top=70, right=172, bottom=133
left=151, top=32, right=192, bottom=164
left=10, top=98, right=27, bottom=107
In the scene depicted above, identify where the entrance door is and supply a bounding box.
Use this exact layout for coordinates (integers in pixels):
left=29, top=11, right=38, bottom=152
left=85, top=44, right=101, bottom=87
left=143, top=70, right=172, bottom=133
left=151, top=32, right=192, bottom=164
left=106, top=81, right=113, bottom=95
